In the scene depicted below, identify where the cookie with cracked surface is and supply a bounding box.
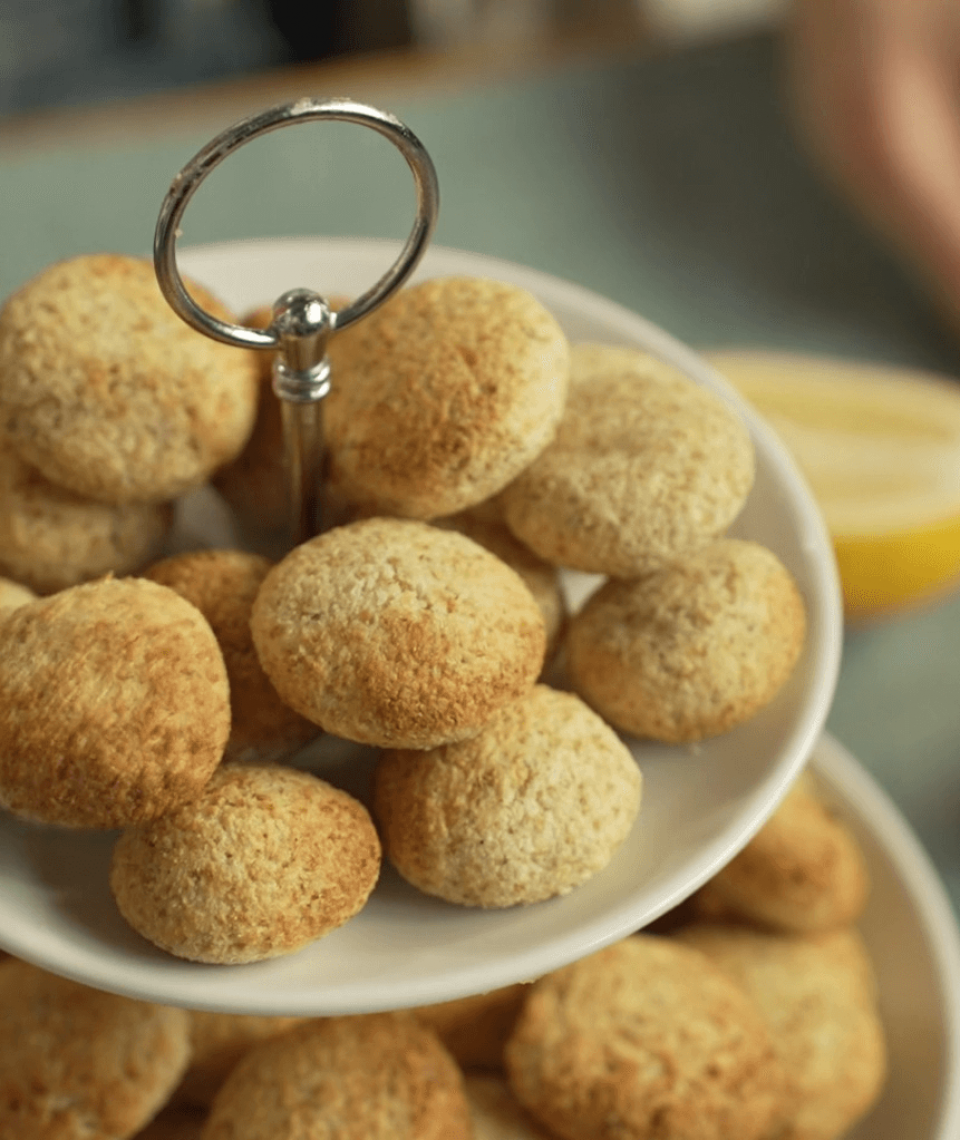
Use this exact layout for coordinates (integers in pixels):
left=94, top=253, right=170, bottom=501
left=504, top=934, right=785, bottom=1140
left=110, top=764, right=381, bottom=964
left=689, top=770, right=870, bottom=933
left=0, top=575, right=230, bottom=828
left=499, top=343, right=754, bottom=577
left=201, top=1012, right=472, bottom=1140
left=566, top=538, right=807, bottom=743
left=0, top=448, right=172, bottom=594
left=324, top=275, right=570, bottom=519
left=0, top=959, right=191, bottom=1140
left=373, top=684, right=641, bottom=906
left=142, top=549, right=319, bottom=764
left=674, top=924, right=887, bottom=1140
left=0, top=253, right=258, bottom=504
left=250, top=516, right=547, bottom=749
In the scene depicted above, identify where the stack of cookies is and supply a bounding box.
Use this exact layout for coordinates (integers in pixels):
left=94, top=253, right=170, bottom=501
left=0, top=770, right=888, bottom=1139
left=0, top=253, right=809, bottom=966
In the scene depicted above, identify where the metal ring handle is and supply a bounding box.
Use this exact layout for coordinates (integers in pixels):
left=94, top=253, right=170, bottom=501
left=153, top=97, right=440, bottom=348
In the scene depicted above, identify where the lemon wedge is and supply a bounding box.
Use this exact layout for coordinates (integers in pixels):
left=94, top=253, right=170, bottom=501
left=707, top=350, right=960, bottom=622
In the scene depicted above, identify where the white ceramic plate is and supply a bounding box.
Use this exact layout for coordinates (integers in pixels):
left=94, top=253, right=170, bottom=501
left=809, top=734, right=960, bottom=1140
left=0, top=239, right=842, bottom=1013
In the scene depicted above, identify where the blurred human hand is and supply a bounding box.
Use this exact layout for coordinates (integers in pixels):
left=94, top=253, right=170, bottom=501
left=785, top=0, right=960, bottom=327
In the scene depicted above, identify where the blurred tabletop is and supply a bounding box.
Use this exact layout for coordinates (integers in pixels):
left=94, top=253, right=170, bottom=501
left=3, top=29, right=960, bottom=914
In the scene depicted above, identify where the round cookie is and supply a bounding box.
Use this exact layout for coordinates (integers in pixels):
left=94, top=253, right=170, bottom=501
left=202, top=1012, right=472, bottom=1140
left=412, top=982, right=532, bottom=1070
left=142, top=549, right=320, bottom=764
left=0, top=575, right=36, bottom=610
left=0, top=253, right=258, bottom=504
left=251, top=516, right=547, bottom=749
left=110, top=764, right=381, bottom=963
left=504, top=934, right=785, bottom=1140
left=0, top=448, right=172, bottom=594
left=500, top=342, right=755, bottom=577
left=690, top=771, right=870, bottom=933
left=176, top=1011, right=306, bottom=1108
left=0, top=959, right=191, bottom=1140
left=373, top=684, right=641, bottom=906
left=566, top=538, right=807, bottom=743
left=324, top=275, right=570, bottom=519
left=675, top=924, right=887, bottom=1140
left=0, top=576, right=230, bottom=828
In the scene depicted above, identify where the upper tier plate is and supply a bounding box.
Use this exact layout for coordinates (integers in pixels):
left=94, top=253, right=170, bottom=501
left=0, top=238, right=842, bottom=1013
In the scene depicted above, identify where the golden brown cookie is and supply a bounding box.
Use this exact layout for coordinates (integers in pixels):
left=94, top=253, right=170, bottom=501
left=412, top=982, right=532, bottom=1070
left=324, top=275, right=570, bottom=519
left=175, top=1011, right=306, bottom=1108
left=0, top=448, right=172, bottom=594
left=373, top=684, right=641, bottom=906
left=466, top=1073, right=558, bottom=1139
left=0, top=575, right=36, bottom=610
left=202, top=1012, right=472, bottom=1140
left=110, top=764, right=381, bottom=963
left=142, top=549, right=319, bottom=763
left=690, top=771, right=870, bottom=933
left=499, top=343, right=755, bottom=577
left=504, top=934, right=785, bottom=1140
left=251, top=516, right=547, bottom=749
left=674, top=924, right=887, bottom=1140
left=566, top=538, right=807, bottom=743
left=0, top=959, right=191, bottom=1140
left=0, top=575, right=230, bottom=828
left=0, top=253, right=258, bottom=504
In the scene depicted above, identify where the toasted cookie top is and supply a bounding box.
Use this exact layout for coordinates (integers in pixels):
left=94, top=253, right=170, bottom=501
left=250, top=516, right=547, bottom=749
left=500, top=343, right=755, bottom=577
left=0, top=448, right=173, bottom=594
left=372, top=684, right=641, bottom=906
left=202, top=1012, right=472, bottom=1140
left=0, top=253, right=258, bottom=504
left=0, top=575, right=230, bottom=828
left=142, top=549, right=319, bottom=764
left=324, top=276, right=570, bottom=519
left=0, top=960, right=191, bottom=1140
left=566, top=538, right=807, bottom=743
left=110, top=764, right=381, bottom=964
left=504, top=934, right=785, bottom=1140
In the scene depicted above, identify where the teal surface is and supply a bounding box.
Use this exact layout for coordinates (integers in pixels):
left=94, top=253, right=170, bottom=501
left=3, top=32, right=960, bottom=910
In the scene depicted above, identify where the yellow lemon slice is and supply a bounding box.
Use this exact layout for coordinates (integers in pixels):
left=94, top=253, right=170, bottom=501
left=706, top=350, right=960, bottom=623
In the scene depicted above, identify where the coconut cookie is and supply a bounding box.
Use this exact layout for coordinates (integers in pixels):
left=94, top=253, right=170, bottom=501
left=690, top=771, right=870, bottom=933
left=499, top=343, right=755, bottom=577
left=251, top=517, right=547, bottom=749
left=504, top=934, right=785, bottom=1140
left=373, top=685, right=641, bottom=906
left=110, top=764, right=381, bottom=963
left=566, top=538, right=807, bottom=743
left=0, top=576, right=230, bottom=828
left=0, top=253, right=258, bottom=504
left=143, top=549, right=319, bottom=764
left=0, top=448, right=172, bottom=594
left=202, top=1012, right=472, bottom=1140
left=0, top=960, right=191, bottom=1140
left=675, top=924, right=887, bottom=1140
left=324, top=275, right=570, bottom=519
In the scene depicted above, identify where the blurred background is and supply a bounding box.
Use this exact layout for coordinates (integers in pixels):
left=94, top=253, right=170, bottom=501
left=0, top=0, right=788, bottom=117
